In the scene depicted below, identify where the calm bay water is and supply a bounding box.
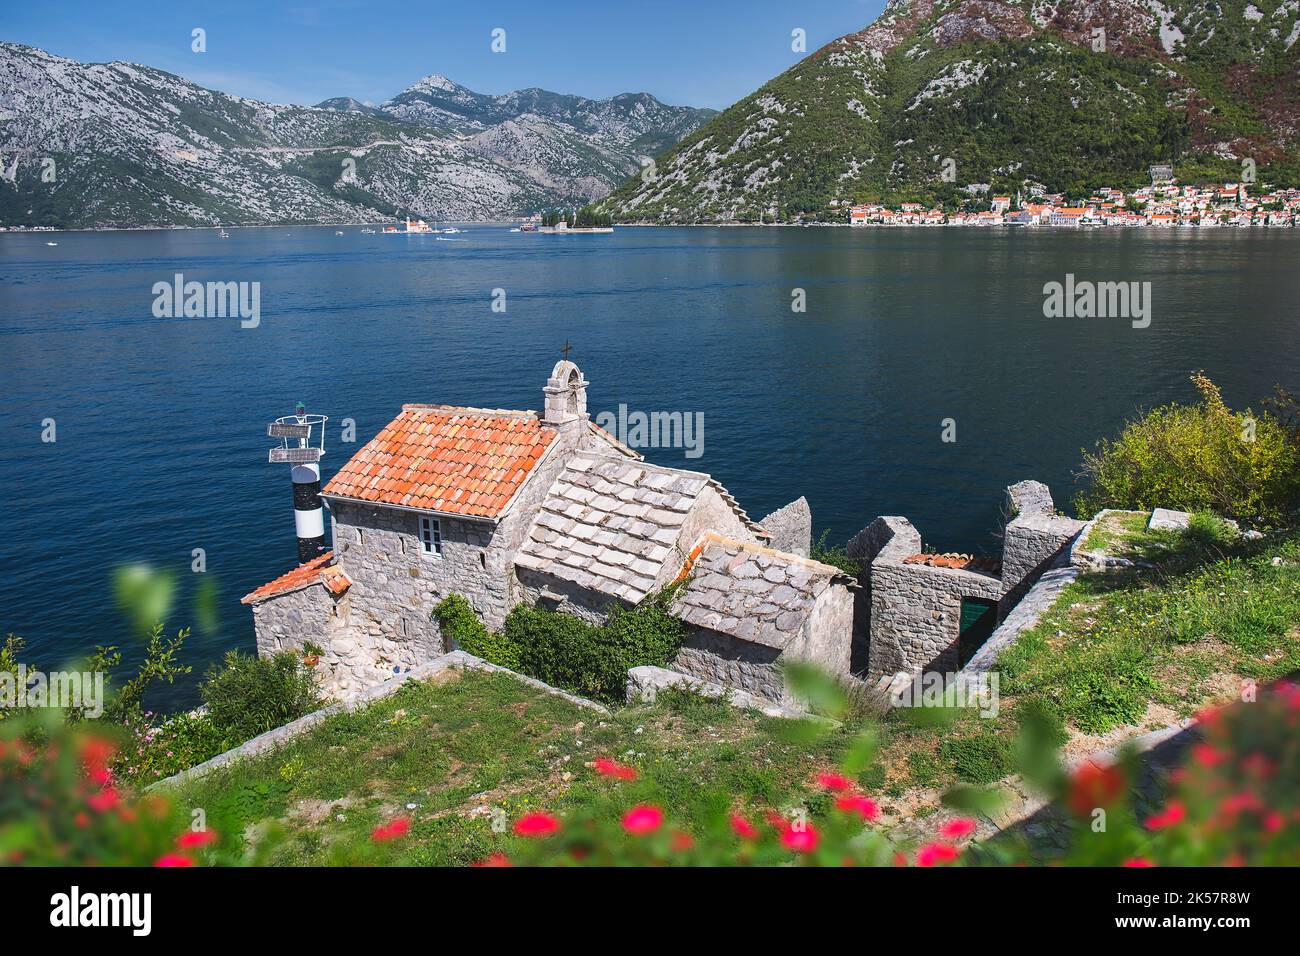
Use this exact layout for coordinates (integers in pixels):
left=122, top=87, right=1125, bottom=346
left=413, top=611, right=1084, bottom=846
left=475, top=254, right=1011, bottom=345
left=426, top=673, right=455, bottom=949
left=3, top=224, right=1298, bottom=708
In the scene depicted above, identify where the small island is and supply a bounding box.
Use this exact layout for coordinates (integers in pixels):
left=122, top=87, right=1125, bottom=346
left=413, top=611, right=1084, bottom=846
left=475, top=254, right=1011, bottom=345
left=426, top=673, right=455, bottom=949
left=538, top=208, right=614, bottom=233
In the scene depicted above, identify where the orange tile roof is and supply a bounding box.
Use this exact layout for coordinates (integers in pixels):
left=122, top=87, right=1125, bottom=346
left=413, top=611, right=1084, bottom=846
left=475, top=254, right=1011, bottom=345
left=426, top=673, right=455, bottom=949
left=241, top=552, right=350, bottom=604
left=322, top=405, right=558, bottom=518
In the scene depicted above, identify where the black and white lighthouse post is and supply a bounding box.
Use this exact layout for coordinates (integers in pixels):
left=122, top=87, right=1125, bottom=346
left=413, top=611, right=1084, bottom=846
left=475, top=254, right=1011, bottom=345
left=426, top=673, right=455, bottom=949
left=291, top=460, right=327, bottom=563
left=267, top=402, right=329, bottom=565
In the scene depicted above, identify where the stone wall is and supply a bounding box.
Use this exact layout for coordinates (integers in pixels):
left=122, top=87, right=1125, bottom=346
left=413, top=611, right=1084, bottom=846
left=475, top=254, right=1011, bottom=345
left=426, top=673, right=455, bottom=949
left=249, top=580, right=410, bottom=699
left=867, top=559, right=1002, bottom=677
left=999, top=481, right=1085, bottom=609
left=670, top=629, right=786, bottom=703
left=758, top=497, right=811, bottom=557
left=846, top=516, right=921, bottom=671
left=330, top=500, right=504, bottom=648
left=670, top=577, right=854, bottom=706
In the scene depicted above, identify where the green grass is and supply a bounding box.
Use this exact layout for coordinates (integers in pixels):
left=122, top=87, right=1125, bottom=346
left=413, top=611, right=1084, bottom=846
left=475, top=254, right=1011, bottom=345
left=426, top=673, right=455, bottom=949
left=168, top=526, right=1300, bottom=860
left=1081, top=510, right=1150, bottom=554
left=999, top=528, right=1300, bottom=735
left=170, top=670, right=849, bottom=865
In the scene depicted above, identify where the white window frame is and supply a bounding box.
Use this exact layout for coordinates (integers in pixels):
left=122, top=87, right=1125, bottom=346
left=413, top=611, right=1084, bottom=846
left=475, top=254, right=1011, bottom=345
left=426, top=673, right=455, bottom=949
left=418, top=515, right=443, bottom=559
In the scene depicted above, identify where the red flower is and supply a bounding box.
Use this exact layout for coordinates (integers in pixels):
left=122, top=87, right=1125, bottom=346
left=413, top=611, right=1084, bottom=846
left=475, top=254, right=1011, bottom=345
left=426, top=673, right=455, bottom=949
left=79, top=737, right=116, bottom=772
left=154, top=853, right=194, bottom=868
left=1121, top=858, right=1155, bottom=867
left=514, top=812, right=560, bottom=837
left=815, top=772, right=853, bottom=793
left=1145, top=801, right=1186, bottom=831
left=834, top=795, right=880, bottom=822
left=87, top=788, right=120, bottom=813
left=916, top=843, right=960, bottom=867
left=670, top=830, right=695, bottom=852
left=593, top=757, right=638, bottom=781
left=780, top=823, right=819, bottom=853
left=892, top=852, right=909, bottom=867
left=371, top=816, right=411, bottom=842
left=472, top=852, right=513, bottom=867
left=622, top=805, right=664, bottom=835
left=730, top=813, right=758, bottom=840
left=1067, top=762, right=1126, bottom=817
left=74, top=812, right=90, bottom=829
left=88, top=766, right=113, bottom=787
left=939, top=818, right=977, bottom=841
left=1263, top=811, right=1284, bottom=834
left=1191, top=743, right=1227, bottom=768
left=177, top=829, right=219, bottom=850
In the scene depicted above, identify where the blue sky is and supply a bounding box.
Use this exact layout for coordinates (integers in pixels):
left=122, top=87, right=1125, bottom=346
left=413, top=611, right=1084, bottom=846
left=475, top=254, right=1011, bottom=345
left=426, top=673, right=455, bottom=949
left=3, top=1, right=886, bottom=109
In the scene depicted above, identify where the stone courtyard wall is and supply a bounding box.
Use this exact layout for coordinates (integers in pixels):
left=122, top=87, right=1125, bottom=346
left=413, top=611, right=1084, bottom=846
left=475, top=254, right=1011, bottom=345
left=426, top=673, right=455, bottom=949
left=867, top=560, right=1002, bottom=677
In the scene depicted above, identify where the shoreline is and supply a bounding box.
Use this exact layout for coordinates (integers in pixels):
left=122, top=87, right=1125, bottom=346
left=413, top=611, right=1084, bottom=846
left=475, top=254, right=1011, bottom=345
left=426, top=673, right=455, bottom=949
left=4, top=220, right=1297, bottom=234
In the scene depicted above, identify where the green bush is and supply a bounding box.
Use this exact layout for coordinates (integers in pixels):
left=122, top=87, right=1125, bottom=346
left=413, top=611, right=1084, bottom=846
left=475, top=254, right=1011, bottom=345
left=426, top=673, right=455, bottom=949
left=1077, top=373, right=1300, bottom=527
left=200, top=650, right=321, bottom=742
left=810, top=530, right=863, bottom=577
left=432, top=591, right=689, bottom=704
left=433, top=594, right=521, bottom=670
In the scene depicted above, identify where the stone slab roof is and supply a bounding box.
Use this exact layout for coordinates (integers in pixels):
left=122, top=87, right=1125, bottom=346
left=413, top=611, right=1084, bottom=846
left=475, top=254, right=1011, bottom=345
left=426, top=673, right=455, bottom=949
left=671, top=532, right=856, bottom=650
left=513, top=454, right=760, bottom=603
left=322, top=405, right=557, bottom=519
left=241, top=552, right=351, bottom=605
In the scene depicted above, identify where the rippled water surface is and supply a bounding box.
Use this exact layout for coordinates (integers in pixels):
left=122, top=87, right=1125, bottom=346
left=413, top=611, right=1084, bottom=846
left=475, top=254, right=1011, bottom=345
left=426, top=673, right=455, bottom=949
left=3, top=224, right=1297, bottom=707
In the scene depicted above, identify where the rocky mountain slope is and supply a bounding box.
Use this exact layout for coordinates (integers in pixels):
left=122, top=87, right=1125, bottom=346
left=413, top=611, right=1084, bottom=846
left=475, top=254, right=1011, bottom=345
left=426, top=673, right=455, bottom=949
left=595, top=0, right=1300, bottom=222
left=0, top=43, right=713, bottom=228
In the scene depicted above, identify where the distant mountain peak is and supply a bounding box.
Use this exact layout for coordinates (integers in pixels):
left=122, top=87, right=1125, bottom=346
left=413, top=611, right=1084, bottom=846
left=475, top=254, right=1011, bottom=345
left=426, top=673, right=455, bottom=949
left=0, top=43, right=714, bottom=228
left=595, top=0, right=1300, bottom=223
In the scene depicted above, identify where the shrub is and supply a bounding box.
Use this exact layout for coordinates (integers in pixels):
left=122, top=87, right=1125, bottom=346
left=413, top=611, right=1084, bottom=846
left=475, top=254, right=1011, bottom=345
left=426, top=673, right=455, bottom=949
left=115, top=708, right=228, bottom=783
left=1077, top=372, right=1300, bottom=527
left=811, top=530, right=863, bottom=577
left=433, top=594, right=521, bottom=670
left=432, top=590, right=689, bottom=704
left=200, top=650, right=321, bottom=742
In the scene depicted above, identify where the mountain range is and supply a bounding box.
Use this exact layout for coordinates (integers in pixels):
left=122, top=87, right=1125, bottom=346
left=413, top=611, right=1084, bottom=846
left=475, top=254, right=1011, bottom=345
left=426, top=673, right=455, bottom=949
left=594, top=0, right=1300, bottom=223
left=0, top=42, right=714, bottom=228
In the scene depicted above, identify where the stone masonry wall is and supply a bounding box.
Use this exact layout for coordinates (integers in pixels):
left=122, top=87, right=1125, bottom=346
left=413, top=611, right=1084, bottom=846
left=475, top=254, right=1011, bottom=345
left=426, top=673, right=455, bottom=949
left=846, top=516, right=921, bottom=671
left=671, top=629, right=786, bottom=703
left=250, top=583, right=390, bottom=699
left=758, top=497, right=812, bottom=557
left=330, top=500, right=503, bottom=651
left=868, top=560, right=1001, bottom=677
left=999, top=480, right=1085, bottom=610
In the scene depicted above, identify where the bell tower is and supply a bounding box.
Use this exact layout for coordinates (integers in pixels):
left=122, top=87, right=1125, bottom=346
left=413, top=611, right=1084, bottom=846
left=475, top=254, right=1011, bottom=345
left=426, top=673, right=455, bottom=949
left=541, top=346, right=588, bottom=432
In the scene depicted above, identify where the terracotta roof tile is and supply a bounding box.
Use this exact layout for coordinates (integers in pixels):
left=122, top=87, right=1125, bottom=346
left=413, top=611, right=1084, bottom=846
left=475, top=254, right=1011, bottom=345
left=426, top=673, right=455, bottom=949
left=321, top=405, right=558, bottom=518
left=240, top=552, right=351, bottom=605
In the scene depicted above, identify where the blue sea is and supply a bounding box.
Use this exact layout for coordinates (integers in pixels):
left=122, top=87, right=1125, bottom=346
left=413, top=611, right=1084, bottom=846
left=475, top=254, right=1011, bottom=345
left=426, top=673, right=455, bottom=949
left=3, top=224, right=1298, bottom=709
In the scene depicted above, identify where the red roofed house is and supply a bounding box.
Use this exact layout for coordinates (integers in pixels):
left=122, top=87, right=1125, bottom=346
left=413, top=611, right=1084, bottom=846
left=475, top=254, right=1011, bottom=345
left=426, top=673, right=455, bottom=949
left=242, top=361, right=855, bottom=701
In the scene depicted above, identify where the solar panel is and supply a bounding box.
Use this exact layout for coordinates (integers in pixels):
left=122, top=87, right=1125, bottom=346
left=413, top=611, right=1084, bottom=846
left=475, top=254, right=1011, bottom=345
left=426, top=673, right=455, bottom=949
left=268, top=422, right=312, bottom=439
left=269, top=447, right=321, bottom=464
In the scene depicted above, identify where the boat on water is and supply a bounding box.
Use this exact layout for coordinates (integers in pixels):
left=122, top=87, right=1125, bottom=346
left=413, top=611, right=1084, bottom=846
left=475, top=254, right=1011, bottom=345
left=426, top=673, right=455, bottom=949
left=441, top=226, right=461, bottom=234
left=360, top=227, right=376, bottom=234
left=335, top=230, right=344, bottom=236
left=520, top=222, right=537, bottom=232
left=218, top=228, right=230, bottom=238
left=45, top=241, right=58, bottom=246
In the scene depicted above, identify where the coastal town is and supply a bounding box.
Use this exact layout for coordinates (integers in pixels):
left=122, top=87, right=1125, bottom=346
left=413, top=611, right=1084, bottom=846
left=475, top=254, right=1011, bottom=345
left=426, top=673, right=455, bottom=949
left=845, top=176, right=1300, bottom=229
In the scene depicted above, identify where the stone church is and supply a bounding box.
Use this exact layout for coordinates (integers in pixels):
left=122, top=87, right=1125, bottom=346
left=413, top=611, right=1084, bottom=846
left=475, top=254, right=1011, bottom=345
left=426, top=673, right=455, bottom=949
left=243, top=360, right=856, bottom=704
left=243, top=360, right=1083, bottom=705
